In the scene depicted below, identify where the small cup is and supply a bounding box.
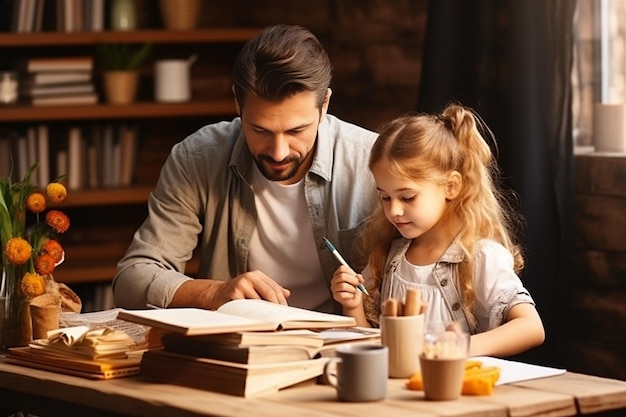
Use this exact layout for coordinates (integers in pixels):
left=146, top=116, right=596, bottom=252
left=324, top=343, right=388, bottom=402
left=380, top=313, right=424, bottom=378
left=419, top=356, right=467, bottom=401
left=419, top=321, right=469, bottom=401
left=154, top=59, right=191, bottom=102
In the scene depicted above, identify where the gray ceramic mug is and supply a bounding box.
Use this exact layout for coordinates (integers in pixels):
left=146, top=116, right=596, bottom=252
left=324, top=343, right=388, bottom=402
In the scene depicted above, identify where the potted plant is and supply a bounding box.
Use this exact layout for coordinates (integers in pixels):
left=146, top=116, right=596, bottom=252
left=96, top=42, right=152, bottom=104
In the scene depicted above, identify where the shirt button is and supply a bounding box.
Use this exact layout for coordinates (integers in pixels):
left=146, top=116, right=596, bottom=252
left=440, top=278, right=448, bottom=286
left=452, top=302, right=461, bottom=311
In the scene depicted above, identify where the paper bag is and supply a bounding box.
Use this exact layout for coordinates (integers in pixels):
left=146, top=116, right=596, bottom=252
left=30, top=294, right=62, bottom=340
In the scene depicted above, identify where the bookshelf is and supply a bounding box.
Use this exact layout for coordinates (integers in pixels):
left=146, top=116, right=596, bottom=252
left=0, top=27, right=259, bottom=287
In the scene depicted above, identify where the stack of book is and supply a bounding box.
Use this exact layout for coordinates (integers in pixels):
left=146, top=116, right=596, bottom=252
left=117, top=300, right=380, bottom=398
left=5, top=325, right=145, bottom=379
left=22, top=56, right=97, bottom=106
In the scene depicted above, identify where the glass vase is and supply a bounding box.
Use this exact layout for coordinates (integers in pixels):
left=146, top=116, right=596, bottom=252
left=0, top=262, right=32, bottom=349
left=110, top=0, right=137, bottom=31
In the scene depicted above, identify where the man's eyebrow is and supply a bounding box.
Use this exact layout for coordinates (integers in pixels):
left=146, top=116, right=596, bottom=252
left=248, top=122, right=313, bottom=131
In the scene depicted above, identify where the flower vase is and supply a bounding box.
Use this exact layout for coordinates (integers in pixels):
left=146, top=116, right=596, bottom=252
left=0, top=263, right=32, bottom=349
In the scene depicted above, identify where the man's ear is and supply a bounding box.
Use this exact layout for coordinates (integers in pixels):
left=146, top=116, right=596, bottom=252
left=232, top=85, right=241, bottom=115
left=445, top=171, right=462, bottom=200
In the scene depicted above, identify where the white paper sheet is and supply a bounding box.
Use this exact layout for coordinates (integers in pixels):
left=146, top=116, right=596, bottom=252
left=471, top=356, right=566, bottom=385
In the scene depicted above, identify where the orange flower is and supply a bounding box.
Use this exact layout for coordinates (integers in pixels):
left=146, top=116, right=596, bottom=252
left=5, top=237, right=32, bottom=265
left=42, top=239, right=64, bottom=263
left=26, top=192, right=46, bottom=213
left=45, top=210, right=70, bottom=233
left=46, top=182, right=67, bottom=205
left=21, top=272, right=46, bottom=298
left=35, top=253, right=56, bottom=275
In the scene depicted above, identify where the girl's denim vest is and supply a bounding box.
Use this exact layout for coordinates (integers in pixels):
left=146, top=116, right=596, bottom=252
left=366, top=238, right=534, bottom=334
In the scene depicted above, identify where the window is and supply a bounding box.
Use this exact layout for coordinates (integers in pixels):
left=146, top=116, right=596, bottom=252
left=573, top=0, right=626, bottom=152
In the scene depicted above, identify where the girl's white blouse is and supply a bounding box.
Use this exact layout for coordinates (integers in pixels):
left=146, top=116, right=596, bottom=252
left=387, top=239, right=523, bottom=331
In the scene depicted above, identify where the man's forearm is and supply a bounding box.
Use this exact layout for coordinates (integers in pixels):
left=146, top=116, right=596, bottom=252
left=169, top=279, right=222, bottom=310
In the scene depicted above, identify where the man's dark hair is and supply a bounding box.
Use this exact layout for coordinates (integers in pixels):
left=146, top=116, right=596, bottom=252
left=232, top=24, right=332, bottom=109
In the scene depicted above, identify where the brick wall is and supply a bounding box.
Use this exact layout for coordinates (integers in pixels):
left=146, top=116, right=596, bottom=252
left=195, top=0, right=429, bottom=131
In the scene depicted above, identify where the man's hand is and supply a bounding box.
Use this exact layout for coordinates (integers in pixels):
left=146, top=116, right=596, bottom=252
left=170, top=270, right=290, bottom=310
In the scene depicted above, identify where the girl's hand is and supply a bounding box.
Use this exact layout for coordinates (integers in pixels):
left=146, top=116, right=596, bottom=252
left=330, top=265, right=364, bottom=310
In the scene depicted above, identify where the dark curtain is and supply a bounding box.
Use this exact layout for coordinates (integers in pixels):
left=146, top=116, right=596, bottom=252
left=418, top=0, right=576, bottom=367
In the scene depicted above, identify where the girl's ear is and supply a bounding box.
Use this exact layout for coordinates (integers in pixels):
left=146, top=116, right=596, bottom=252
left=445, top=171, right=462, bottom=200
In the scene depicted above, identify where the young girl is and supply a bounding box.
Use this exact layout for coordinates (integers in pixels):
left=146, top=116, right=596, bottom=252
left=330, top=103, right=545, bottom=357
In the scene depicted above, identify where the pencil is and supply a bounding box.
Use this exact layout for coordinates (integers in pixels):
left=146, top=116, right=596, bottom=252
left=322, top=237, right=369, bottom=296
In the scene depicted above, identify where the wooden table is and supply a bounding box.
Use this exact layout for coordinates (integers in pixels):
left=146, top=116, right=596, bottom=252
left=1, top=360, right=626, bottom=417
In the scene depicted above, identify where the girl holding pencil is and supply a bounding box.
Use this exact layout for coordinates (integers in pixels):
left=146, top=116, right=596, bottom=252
left=329, top=102, right=545, bottom=358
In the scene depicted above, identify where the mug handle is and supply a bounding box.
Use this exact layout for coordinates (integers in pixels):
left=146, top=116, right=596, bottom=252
left=323, top=357, right=342, bottom=388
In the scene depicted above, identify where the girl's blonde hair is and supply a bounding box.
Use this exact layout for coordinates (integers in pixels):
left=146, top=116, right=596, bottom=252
left=361, top=103, right=525, bottom=327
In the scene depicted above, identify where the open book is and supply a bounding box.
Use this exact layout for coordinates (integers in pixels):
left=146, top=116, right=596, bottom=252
left=117, top=299, right=357, bottom=336
left=27, top=325, right=138, bottom=360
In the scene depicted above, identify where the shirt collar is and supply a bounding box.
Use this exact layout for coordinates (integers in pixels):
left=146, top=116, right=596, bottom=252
left=308, top=115, right=332, bottom=182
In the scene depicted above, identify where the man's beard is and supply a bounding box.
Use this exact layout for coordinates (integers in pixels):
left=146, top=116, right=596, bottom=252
left=255, top=155, right=303, bottom=182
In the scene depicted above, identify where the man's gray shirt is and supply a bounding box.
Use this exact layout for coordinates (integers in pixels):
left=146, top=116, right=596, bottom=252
left=113, top=114, right=378, bottom=312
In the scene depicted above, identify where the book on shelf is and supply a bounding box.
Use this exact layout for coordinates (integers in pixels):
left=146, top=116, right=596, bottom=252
left=27, top=71, right=92, bottom=86
left=24, top=82, right=95, bottom=98
left=160, top=327, right=381, bottom=365
left=56, top=149, right=68, bottom=181
left=5, top=347, right=143, bottom=380
left=26, top=56, right=94, bottom=73
left=9, top=0, right=47, bottom=33
left=36, top=124, right=50, bottom=186
left=119, top=124, right=138, bottom=187
left=13, top=0, right=35, bottom=33
left=16, top=134, right=29, bottom=181
left=31, top=92, right=98, bottom=106
left=26, top=127, right=37, bottom=182
left=116, top=299, right=357, bottom=336
left=88, top=0, right=105, bottom=31
left=139, top=348, right=329, bottom=398
left=0, top=135, right=12, bottom=178
left=86, top=126, right=102, bottom=189
left=67, top=126, right=84, bottom=190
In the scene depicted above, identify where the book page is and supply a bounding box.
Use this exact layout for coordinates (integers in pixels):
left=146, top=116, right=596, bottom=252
left=318, top=327, right=381, bottom=344
left=116, top=308, right=275, bottom=335
left=216, top=299, right=355, bottom=327
left=471, top=356, right=566, bottom=385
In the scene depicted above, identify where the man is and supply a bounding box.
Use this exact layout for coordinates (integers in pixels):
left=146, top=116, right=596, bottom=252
left=113, top=24, right=378, bottom=314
